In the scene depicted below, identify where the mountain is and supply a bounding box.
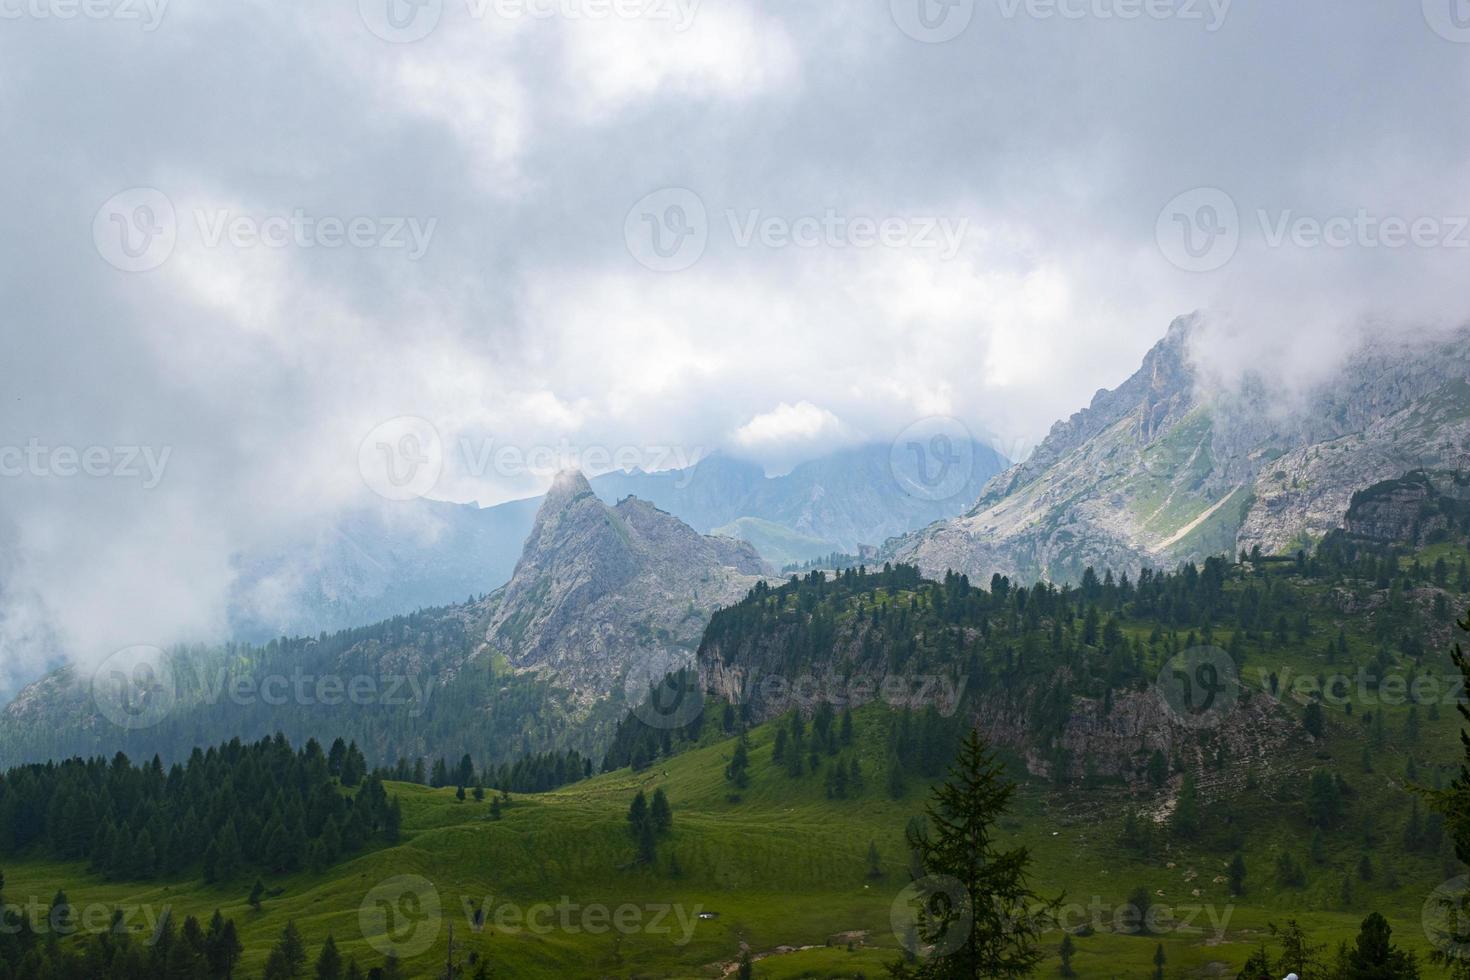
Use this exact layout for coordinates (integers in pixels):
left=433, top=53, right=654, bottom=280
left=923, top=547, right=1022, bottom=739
left=710, top=516, right=836, bottom=568
left=897, top=317, right=1470, bottom=583
left=0, top=477, right=769, bottom=769
left=228, top=496, right=540, bottom=640
left=229, top=441, right=1005, bottom=641
left=483, top=471, right=768, bottom=699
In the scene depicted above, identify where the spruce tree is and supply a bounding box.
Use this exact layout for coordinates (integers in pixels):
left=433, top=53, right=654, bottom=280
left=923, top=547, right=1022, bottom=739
left=888, top=729, right=1057, bottom=979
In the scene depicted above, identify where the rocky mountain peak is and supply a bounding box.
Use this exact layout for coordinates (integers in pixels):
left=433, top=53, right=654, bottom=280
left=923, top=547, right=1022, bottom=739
left=898, top=318, right=1470, bottom=586
left=484, top=477, right=769, bottom=699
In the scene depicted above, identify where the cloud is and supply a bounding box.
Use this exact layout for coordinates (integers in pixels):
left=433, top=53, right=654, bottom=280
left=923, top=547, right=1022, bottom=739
left=731, top=401, right=854, bottom=472
left=0, top=0, right=1467, bottom=691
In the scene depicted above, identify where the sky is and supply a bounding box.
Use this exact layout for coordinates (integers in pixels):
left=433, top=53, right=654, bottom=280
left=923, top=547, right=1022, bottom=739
left=1, top=0, right=1468, bottom=688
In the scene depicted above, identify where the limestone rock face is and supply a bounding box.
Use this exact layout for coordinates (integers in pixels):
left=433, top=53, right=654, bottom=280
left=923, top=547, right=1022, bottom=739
left=897, top=320, right=1470, bottom=583
left=484, top=471, right=768, bottom=700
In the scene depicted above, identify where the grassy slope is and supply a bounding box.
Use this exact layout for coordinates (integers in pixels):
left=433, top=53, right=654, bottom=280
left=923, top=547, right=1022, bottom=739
left=8, top=562, right=1470, bottom=978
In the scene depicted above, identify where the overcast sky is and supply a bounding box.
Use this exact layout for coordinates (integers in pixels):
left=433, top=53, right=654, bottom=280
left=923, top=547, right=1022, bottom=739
left=1, top=0, right=1468, bottom=686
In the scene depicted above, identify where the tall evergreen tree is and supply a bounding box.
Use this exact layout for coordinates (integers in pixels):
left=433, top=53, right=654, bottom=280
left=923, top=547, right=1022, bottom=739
left=888, top=730, right=1057, bottom=979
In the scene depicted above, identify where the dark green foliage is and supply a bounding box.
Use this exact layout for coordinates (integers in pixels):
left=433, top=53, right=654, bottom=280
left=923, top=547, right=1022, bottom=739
left=1228, top=853, right=1246, bottom=896
left=0, top=608, right=580, bottom=777
left=264, top=920, right=308, bottom=980
left=0, top=734, right=398, bottom=882
left=0, top=905, right=246, bottom=980
left=1341, top=912, right=1420, bottom=978
left=887, top=730, right=1057, bottom=979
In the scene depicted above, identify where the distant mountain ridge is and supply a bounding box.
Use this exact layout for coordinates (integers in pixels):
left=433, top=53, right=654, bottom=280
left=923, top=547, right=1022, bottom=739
left=896, top=317, right=1470, bottom=583
left=0, top=475, right=769, bottom=768
left=229, top=439, right=1006, bottom=641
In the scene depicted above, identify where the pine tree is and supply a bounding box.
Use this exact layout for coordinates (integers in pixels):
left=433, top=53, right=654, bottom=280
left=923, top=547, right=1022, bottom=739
left=1058, top=934, right=1076, bottom=977
left=867, top=840, right=883, bottom=879
left=651, top=788, right=673, bottom=836
left=263, top=920, right=307, bottom=980
left=314, top=934, right=343, bottom=980
left=888, top=729, right=1057, bottom=978
left=249, top=878, right=265, bottom=911
left=1342, top=912, right=1420, bottom=978
left=726, top=735, right=750, bottom=790
left=1228, top=854, right=1246, bottom=896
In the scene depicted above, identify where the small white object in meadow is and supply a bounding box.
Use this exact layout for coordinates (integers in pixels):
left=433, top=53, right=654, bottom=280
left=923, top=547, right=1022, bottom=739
left=1285, top=974, right=1300, bottom=980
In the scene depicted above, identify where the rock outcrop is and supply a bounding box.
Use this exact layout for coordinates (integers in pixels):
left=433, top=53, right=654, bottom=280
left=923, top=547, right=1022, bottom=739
left=897, top=318, right=1470, bottom=583
left=483, top=471, right=769, bottom=701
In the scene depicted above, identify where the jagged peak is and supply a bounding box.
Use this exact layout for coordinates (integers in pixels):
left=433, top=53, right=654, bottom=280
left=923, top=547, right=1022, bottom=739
left=541, top=469, right=595, bottom=511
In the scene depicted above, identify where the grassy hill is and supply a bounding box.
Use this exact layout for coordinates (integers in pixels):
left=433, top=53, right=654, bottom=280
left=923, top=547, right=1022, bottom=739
left=4, top=681, right=1465, bottom=978
left=7, top=544, right=1470, bottom=977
